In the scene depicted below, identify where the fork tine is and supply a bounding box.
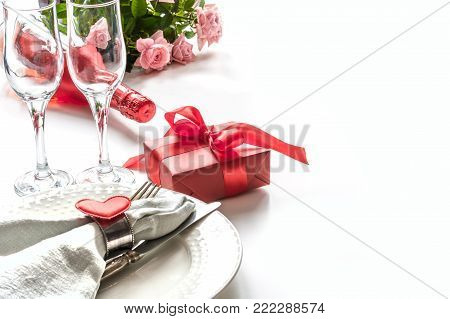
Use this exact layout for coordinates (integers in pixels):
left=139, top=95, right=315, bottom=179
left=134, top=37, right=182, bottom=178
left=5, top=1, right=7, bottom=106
left=129, top=181, right=149, bottom=201
left=135, top=182, right=153, bottom=200
left=150, top=186, right=161, bottom=198
left=143, top=185, right=161, bottom=199
left=132, top=182, right=153, bottom=201
left=140, top=184, right=156, bottom=200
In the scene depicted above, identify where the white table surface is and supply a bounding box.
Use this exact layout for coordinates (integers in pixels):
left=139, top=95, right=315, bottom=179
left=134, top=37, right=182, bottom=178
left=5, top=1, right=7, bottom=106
left=0, top=0, right=448, bottom=299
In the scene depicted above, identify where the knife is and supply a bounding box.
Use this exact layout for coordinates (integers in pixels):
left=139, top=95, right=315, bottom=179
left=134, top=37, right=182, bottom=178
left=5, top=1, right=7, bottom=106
left=101, top=201, right=221, bottom=281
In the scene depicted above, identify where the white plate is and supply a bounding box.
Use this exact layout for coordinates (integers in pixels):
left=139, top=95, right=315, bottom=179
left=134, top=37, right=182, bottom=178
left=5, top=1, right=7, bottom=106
left=9, top=183, right=242, bottom=299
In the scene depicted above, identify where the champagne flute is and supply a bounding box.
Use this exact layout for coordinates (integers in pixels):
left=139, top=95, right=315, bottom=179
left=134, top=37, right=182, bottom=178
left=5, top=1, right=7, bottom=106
left=66, top=0, right=134, bottom=185
left=2, top=0, right=73, bottom=196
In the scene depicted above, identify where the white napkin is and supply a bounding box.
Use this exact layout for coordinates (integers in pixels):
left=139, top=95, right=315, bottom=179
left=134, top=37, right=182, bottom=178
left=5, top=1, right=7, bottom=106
left=0, top=194, right=195, bottom=298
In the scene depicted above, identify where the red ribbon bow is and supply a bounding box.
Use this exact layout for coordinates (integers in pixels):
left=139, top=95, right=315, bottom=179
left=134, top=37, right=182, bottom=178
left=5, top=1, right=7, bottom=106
left=163, top=106, right=308, bottom=163
left=124, top=106, right=308, bottom=196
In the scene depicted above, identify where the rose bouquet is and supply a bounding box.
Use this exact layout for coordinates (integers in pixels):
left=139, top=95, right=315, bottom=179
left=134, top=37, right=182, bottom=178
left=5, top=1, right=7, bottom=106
left=56, top=0, right=222, bottom=72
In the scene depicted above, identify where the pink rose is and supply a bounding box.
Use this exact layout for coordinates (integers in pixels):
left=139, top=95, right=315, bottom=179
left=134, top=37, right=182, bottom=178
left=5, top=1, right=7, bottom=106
left=86, top=17, right=111, bottom=50
left=135, top=30, right=173, bottom=71
left=196, top=4, right=222, bottom=51
left=172, top=34, right=195, bottom=64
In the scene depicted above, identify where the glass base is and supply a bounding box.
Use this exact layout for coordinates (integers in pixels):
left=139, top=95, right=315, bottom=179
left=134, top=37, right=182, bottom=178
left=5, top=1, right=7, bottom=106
left=14, top=169, right=74, bottom=196
left=76, top=165, right=135, bottom=186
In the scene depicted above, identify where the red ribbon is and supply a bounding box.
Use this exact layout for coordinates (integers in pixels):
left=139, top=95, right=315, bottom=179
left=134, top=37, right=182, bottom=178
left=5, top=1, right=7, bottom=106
left=124, top=106, right=308, bottom=196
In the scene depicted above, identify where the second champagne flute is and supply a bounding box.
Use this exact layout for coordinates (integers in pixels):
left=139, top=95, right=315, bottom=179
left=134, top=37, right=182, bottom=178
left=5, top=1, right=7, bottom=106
left=66, top=0, right=135, bottom=185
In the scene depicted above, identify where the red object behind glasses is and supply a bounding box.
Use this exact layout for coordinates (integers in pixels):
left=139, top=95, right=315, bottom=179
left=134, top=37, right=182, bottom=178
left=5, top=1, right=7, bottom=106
left=13, top=28, right=156, bottom=123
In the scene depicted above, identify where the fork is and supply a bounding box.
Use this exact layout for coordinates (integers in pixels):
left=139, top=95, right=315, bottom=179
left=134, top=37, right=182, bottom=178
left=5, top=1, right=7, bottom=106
left=129, top=181, right=161, bottom=201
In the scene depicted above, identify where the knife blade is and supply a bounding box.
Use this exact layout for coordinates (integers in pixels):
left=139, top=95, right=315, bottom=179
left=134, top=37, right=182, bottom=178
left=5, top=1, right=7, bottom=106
left=101, top=201, right=221, bottom=281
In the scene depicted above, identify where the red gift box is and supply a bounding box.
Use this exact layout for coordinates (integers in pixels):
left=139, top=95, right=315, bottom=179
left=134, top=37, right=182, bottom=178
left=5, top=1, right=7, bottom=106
left=125, top=106, right=308, bottom=202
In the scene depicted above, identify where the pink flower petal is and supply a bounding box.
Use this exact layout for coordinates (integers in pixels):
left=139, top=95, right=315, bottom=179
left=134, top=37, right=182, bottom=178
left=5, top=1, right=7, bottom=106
left=151, top=30, right=164, bottom=41
left=195, top=4, right=222, bottom=50
left=86, top=17, right=111, bottom=49
left=136, top=38, right=155, bottom=52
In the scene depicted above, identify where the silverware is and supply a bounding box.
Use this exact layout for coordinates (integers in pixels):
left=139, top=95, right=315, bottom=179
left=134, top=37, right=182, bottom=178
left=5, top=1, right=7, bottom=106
left=130, top=181, right=161, bottom=201
left=101, top=201, right=221, bottom=281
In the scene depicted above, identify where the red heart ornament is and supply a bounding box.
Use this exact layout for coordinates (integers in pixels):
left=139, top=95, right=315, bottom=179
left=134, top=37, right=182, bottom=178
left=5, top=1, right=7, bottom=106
left=75, top=196, right=131, bottom=220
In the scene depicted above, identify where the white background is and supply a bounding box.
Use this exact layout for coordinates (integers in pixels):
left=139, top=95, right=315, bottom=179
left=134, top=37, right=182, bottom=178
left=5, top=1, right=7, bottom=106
left=0, top=0, right=449, bottom=304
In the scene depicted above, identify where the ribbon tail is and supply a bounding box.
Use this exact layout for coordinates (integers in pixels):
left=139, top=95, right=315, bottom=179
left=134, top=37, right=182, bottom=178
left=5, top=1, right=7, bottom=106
left=238, top=123, right=308, bottom=164
left=123, top=154, right=146, bottom=172
left=282, top=144, right=308, bottom=165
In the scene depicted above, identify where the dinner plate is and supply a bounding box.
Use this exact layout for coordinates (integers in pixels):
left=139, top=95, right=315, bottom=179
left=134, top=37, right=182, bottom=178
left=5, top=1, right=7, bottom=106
left=9, top=183, right=242, bottom=299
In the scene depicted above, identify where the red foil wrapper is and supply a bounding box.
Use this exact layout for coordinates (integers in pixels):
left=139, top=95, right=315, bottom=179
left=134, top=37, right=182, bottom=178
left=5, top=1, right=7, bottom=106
left=110, top=82, right=157, bottom=123
left=124, top=106, right=308, bottom=202
left=51, top=62, right=157, bottom=123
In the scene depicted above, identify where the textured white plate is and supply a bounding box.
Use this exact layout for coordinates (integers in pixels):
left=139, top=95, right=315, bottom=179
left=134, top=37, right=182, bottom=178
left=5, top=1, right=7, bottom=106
left=9, top=183, right=242, bottom=299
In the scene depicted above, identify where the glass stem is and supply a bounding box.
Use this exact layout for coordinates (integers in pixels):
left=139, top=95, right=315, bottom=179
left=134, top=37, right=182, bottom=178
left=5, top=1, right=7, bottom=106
left=27, top=100, right=51, bottom=179
left=86, top=93, right=113, bottom=174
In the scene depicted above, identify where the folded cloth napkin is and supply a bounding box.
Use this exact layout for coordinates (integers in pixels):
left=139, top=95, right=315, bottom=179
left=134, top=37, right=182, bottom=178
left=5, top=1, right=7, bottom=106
left=0, top=194, right=195, bottom=298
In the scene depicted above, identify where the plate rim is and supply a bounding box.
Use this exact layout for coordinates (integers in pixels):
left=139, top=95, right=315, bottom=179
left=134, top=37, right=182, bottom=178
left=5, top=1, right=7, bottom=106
left=210, top=211, right=243, bottom=298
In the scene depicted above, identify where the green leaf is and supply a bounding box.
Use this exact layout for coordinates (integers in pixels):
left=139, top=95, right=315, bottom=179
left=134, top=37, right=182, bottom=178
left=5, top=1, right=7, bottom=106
left=163, top=27, right=176, bottom=43
left=131, top=0, right=148, bottom=18
left=172, top=0, right=180, bottom=13
left=184, top=0, right=196, bottom=10
left=160, top=13, right=173, bottom=29
left=175, top=21, right=189, bottom=34
left=58, top=23, right=67, bottom=34
left=124, top=17, right=136, bottom=35
left=184, top=30, right=195, bottom=39
left=56, top=3, right=66, bottom=13
left=140, top=16, right=162, bottom=29
left=156, top=2, right=173, bottom=11
left=121, top=4, right=132, bottom=15
left=57, top=10, right=66, bottom=19
left=199, top=0, right=205, bottom=8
